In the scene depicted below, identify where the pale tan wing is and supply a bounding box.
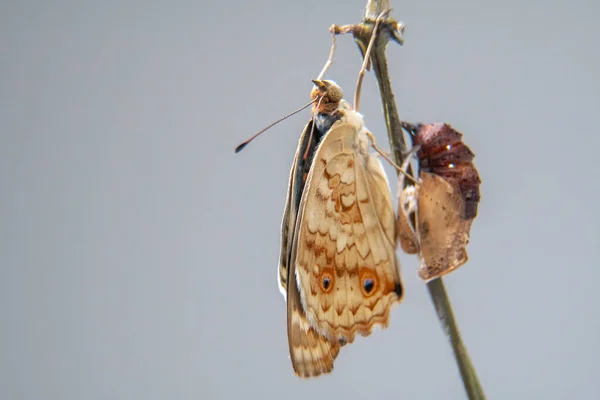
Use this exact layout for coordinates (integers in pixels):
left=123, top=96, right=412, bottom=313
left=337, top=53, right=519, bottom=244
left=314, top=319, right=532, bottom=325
left=416, top=172, right=472, bottom=281
left=287, top=257, right=340, bottom=378
left=293, top=122, right=403, bottom=344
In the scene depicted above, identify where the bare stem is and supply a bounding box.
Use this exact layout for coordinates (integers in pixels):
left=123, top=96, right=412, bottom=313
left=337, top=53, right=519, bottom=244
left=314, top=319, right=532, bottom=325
left=335, top=2, right=486, bottom=399
left=426, top=279, right=486, bottom=399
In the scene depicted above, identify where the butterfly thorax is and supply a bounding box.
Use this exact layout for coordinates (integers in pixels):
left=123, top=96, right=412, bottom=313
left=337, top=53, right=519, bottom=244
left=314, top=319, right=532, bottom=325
left=313, top=110, right=343, bottom=135
left=311, top=91, right=368, bottom=149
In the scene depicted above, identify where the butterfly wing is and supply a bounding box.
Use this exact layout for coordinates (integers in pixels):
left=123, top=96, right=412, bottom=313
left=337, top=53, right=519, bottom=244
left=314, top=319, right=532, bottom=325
left=279, top=120, right=323, bottom=298
left=287, top=253, right=341, bottom=377
left=279, top=120, right=341, bottom=377
left=292, top=122, right=403, bottom=344
left=415, top=172, right=473, bottom=281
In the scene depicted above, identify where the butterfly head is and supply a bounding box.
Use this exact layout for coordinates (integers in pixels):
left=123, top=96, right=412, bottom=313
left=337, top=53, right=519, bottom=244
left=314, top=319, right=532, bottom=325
left=310, top=80, right=344, bottom=114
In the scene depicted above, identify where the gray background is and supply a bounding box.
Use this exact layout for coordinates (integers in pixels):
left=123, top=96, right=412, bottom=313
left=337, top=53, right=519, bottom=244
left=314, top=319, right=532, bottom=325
left=1, top=0, right=598, bottom=399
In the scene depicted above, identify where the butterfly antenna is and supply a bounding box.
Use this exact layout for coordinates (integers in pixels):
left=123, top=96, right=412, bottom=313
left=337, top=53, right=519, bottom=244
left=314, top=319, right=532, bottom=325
left=354, top=9, right=391, bottom=112
left=365, top=131, right=419, bottom=184
left=316, top=29, right=337, bottom=81
left=235, top=99, right=317, bottom=153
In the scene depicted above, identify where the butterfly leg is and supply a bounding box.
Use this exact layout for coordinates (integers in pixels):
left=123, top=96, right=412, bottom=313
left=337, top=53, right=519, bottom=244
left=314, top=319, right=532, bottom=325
left=365, top=131, right=419, bottom=184
left=316, top=30, right=338, bottom=81
left=353, top=9, right=391, bottom=111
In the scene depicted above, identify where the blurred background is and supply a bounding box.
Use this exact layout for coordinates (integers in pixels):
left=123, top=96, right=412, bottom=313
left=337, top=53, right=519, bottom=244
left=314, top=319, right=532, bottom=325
left=1, top=0, right=598, bottom=399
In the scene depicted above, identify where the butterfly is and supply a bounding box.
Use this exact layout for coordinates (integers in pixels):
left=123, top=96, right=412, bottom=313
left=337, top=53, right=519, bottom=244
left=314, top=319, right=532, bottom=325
left=278, top=78, right=403, bottom=377
left=236, top=10, right=402, bottom=377
left=396, top=122, right=481, bottom=281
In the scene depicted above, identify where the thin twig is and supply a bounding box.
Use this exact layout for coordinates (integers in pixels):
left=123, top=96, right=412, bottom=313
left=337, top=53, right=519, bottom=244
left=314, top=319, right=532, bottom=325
left=334, top=1, right=486, bottom=398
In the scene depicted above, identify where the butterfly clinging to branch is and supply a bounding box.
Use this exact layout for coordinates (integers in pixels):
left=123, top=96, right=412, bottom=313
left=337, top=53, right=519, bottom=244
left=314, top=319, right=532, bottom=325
left=236, top=10, right=405, bottom=378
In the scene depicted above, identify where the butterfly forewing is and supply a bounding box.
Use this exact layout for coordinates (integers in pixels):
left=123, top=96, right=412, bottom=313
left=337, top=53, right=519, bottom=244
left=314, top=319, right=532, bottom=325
left=292, top=122, right=403, bottom=344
